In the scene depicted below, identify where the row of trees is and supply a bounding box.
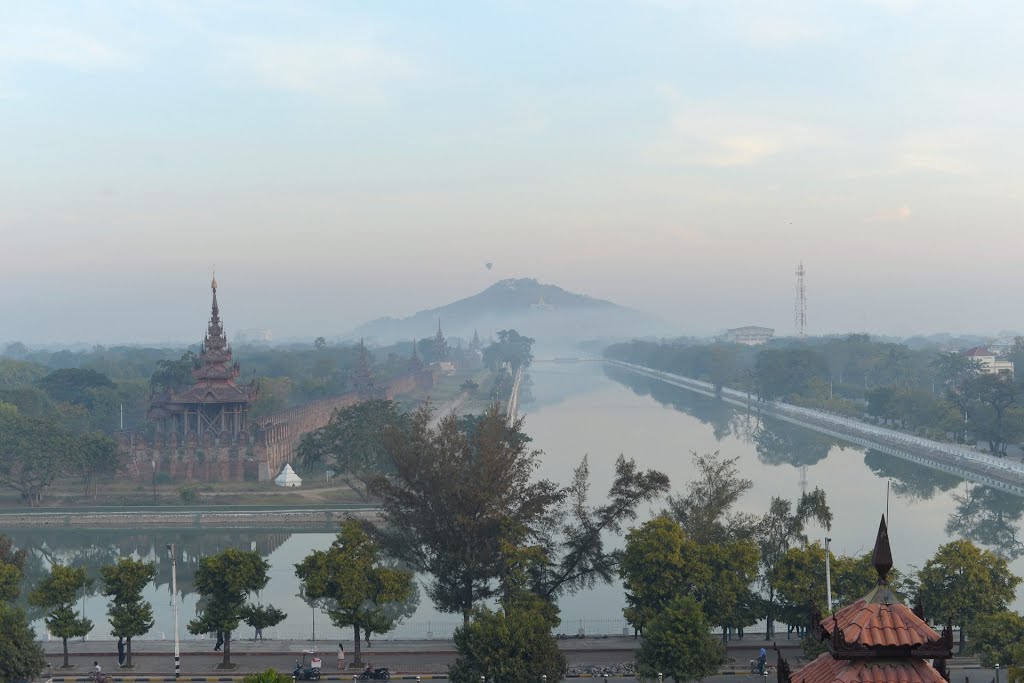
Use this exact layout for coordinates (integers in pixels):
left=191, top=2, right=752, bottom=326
left=606, top=337, right=1024, bottom=455
left=0, top=402, right=119, bottom=504
left=0, top=537, right=165, bottom=681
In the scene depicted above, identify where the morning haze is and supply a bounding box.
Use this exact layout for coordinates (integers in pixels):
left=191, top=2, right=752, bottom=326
left=3, top=1, right=1023, bottom=343
left=4, top=4, right=1024, bottom=682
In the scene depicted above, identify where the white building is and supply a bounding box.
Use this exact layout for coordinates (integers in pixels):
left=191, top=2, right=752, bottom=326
left=963, top=346, right=1014, bottom=377
left=721, top=326, right=774, bottom=346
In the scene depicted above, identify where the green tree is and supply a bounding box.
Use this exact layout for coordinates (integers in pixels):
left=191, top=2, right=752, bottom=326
left=77, top=432, right=119, bottom=500
left=372, top=404, right=563, bottom=623
left=0, top=534, right=46, bottom=683
left=621, top=516, right=704, bottom=636
left=757, top=489, right=832, bottom=638
left=918, top=539, right=1021, bottom=653
left=100, top=558, right=158, bottom=667
left=451, top=543, right=565, bottom=683
left=620, top=516, right=758, bottom=642
left=449, top=601, right=566, bottom=683
left=295, top=520, right=413, bottom=666
left=666, top=451, right=757, bottom=544
left=373, top=404, right=668, bottom=623
left=754, top=348, right=829, bottom=401
left=150, top=351, right=197, bottom=392
left=708, top=344, right=738, bottom=398
left=298, top=400, right=407, bottom=501
left=28, top=563, right=94, bottom=668
left=240, top=604, right=287, bottom=640
left=969, top=610, right=1024, bottom=667
left=36, top=368, right=115, bottom=404
left=635, top=595, right=725, bottom=683
left=967, top=374, right=1019, bottom=454
left=187, top=548, right=274, bottom=668
left=482, top=329, right=535, bottom=372
left=0, top=409, right=74, bottom=505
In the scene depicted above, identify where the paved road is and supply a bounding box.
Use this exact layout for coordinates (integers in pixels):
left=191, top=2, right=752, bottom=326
left=40, top=637, right=984, bottom=679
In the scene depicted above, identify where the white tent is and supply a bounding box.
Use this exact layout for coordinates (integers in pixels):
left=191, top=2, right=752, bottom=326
left=274, top=463, right=302, bottom=487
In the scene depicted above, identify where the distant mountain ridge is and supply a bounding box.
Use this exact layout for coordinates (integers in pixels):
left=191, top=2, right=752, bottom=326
left=352, top=278, right=665, bottom=344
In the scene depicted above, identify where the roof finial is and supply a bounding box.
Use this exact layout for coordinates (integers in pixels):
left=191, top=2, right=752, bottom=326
left=871, top=514, right=893, bottom=585
left=212, top=266, right=217, bottom=291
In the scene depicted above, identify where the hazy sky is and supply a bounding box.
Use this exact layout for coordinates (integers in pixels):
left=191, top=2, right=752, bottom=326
left=3, top=1, right=1023, bottom=344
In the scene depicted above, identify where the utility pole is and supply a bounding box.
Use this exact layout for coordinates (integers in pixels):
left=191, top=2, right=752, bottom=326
left=795, top=261, right=807, bottom=340
left=166, top=544, right=180, bottom=678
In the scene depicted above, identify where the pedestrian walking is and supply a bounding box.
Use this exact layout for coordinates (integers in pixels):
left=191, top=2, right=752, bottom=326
left=337, top=642, right=345, bottom=670
left=215, top=630, right=224, bottom=651
left=255, top=626, right=263, bottom=641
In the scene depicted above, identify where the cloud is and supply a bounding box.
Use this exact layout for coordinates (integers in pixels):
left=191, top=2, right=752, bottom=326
left=895, top=134, right=974, bottom=175
left=740, top=17, right=828, bottom=46
left=651, top=103, right=830, bottom=167
left=217, top=35, right=417, bottom=98
left=0, top=26, right=131, bottom=71
left=864, top=205, right=912, bottom=222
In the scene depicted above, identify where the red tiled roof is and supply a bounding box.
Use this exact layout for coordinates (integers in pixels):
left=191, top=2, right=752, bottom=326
left=963, top=346, right=992, bottom=357
left=796, top=654, right=947, bottom=683
left=823, top=587, right=939, bottom=648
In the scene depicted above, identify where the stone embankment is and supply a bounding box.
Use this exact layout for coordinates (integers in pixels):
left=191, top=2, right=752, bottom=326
left=0, top=506, right=379, bottom=529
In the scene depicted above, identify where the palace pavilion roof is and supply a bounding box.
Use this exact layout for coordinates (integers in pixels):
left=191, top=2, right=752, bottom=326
left=777, top=516, right=952, bottom=683
left=148, top=275, right=257, bottom=416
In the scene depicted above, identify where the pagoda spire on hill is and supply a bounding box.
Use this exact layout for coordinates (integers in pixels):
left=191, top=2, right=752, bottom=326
left=432, top=319, right=449, bottom=360
left=408, top=338, right=423, bottom=372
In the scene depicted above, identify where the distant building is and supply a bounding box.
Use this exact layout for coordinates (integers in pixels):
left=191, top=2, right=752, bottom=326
left=963, top=346, right=1014, bottom=377
left=236, top=328, right=273, bottom=345
left=721, top=326, right=774, bottom=346
left=432, top=361, right=457, bottom=376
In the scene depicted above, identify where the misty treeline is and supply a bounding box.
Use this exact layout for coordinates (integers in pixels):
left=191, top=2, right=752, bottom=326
left=606, top=335, right=1024, bottom=455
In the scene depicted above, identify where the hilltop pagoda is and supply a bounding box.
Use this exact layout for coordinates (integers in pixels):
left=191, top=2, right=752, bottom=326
left=778, top=516, right=952, bottom=683
left=148, top=275, right=258, bottom=445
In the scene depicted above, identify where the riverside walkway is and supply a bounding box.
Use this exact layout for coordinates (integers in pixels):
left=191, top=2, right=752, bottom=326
left=608, top=360, right=1024, bottom=497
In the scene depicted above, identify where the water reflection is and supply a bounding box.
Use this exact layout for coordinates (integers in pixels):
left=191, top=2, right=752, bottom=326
left=602, top=363, right=1024, bottom=567
left=604, top=364, right=842, bottom=467
left=862, top=450, right=961, bottom=502
left=8, top=530, right=293, bottom=616
left=945, top=483, right=1024, bottom=560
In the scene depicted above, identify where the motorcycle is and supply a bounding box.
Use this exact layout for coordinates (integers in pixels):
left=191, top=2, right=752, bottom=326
left=292, top=652, right=322, bottom=681
left=89, top=672, right=111, bottom=683
left=357, top=667, right=391, bottom=681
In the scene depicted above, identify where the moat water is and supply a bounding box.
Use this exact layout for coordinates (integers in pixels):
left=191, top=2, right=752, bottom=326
left=12, top=361, right=1024, bottom=641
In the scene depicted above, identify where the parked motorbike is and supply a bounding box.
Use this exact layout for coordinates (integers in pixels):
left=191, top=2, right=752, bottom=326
left=292, top=653, right=321, bottom=681
left=357, top=667, right=391, bottom=681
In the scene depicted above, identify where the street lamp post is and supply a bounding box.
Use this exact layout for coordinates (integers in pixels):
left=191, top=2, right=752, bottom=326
left=151, top=459, right=157, bottom=504
left=166, top=544, right=180, bottom=679
left=824, top=537, right=833, bottom=613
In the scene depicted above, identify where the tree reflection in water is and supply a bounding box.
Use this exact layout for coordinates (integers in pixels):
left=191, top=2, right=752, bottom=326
left=604, top=365, right=843, bottom=467
left=945, top=483, right=1024, bottom=560
left=7, top=529, right=296, bottom=617
left=862, top=450, right=961, bottom=502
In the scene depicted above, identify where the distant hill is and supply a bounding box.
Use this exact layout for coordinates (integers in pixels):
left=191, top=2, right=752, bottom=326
left=351, top=278, right=667, bottom=346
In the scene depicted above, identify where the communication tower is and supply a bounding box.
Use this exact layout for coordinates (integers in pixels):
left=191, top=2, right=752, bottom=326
left=795, top=261, right=807, bottom=339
